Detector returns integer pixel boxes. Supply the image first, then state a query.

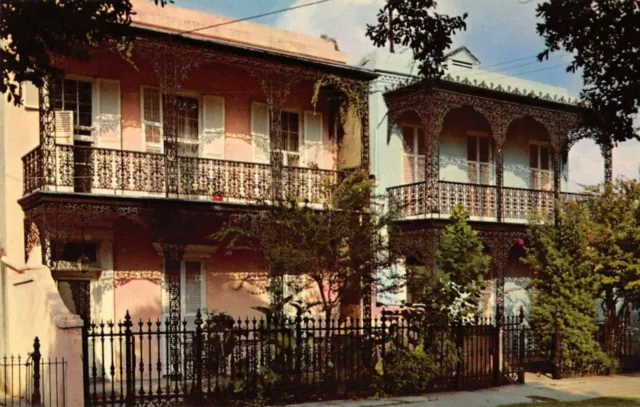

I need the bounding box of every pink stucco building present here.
[0,0,375,342]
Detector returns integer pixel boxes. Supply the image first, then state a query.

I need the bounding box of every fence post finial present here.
[32,337,42,406]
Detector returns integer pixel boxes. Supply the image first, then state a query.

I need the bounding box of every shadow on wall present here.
[1,255,84,406]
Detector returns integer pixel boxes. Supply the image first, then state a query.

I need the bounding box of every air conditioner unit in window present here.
[54,110,74,145]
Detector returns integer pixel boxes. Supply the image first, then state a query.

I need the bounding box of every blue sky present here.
[170,0,639,189]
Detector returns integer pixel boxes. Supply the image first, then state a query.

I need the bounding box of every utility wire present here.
[177,0,333,36]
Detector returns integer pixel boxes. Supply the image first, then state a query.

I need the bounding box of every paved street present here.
[288,373,640,407]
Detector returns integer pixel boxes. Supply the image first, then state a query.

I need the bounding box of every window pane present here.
[479,137,490,163]
[417,128,426,155]
[145,125,161,144]
[281,111,299,153]
[467,135,477,161]
[176,96,199,145]
[144,89,160,122]
[402,126,414,154]
[529,144,539,168]
[540,146,550,170]
[63,80,76,108]
[78,81,92,104]
[288,132,299,152]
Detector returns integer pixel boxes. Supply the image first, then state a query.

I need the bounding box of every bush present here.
[382,346,435,395]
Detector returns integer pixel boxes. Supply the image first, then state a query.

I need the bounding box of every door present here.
[529,143,552,212]
[467,133,492,216]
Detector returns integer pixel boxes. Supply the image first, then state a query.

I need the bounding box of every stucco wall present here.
[56,51,338,169]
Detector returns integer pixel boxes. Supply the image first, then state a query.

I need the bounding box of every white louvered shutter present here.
[303,111,323,167]
[251,102,270,164]
[96,80,121,147]
[202,95,225,159]
[54,111,74,145]
[22,82,39,109]
[183,261,204,328]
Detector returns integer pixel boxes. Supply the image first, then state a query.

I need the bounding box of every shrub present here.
[382,346,435,395]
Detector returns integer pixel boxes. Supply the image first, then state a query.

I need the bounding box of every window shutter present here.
[202,95,225,159]
[184,261,204,327]
[22,82,39,110]
[251,102,270,164]
[54,111,74,145]
[303,111,323,167]
[96,80,121,147]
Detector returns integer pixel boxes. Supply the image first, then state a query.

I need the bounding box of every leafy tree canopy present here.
[523,200,614,376]
[408,205,490,325]
[366,0,467,79]
[1,0,170,104]
[215,169,406,319]
[536,0,640,146]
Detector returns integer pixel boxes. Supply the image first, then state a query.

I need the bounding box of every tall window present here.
[281,111,300,166]
[467,133,492,184]
[529,143,551,190]
[53,78,93,136]
[402,125,426,183]
[176,96,199,157]
[143,87,163,153]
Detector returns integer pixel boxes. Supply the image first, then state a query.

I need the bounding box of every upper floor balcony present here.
[380,77,589,224]
[23,143,342,205]
[388,180,589,222]
[19,29,374,209]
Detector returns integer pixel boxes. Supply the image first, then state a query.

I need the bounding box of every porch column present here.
[420,99,447,214]
[494,140,506,222]
[601,141,613,184]
[551,145,562,201]
[360,94,371,171]
[39,76,57,187]
[163,93,179,196]
[163,243,185,378]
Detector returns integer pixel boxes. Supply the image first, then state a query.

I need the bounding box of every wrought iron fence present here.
[388,181,591,221]
[22,144,341,205]
[518,315,640,378]
[595,316,640,372]
[83,310,526,406]
[1,338,66,407]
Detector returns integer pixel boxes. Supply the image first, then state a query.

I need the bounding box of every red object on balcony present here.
[211,194,224,202]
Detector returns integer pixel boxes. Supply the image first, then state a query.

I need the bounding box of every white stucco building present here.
[362,47,586,319]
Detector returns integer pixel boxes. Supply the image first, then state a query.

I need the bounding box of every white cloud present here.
[569,139,640,191]
[276,0,386,64]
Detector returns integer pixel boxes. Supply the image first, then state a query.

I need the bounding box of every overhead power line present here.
[177,0,333,36]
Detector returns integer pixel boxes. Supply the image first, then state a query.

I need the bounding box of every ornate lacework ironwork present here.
[23,144,342,204]
[479,230,526,324]
[388,181,589,221]
[385,86,582,221]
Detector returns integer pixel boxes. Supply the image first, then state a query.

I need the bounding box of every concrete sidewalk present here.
[287,373,640,407]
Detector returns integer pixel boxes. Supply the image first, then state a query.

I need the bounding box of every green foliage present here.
[381,345,435,395]
[409,205,490,325]
[536,1,640,146]
[215,169,405,318]
[524,200,614,376]
[587,180,640,317]
[366,0,467,80]
[1,0,170,104]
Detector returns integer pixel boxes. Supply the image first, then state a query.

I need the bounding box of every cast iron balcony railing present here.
[22,144,342,205]
[388,180,591,222]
